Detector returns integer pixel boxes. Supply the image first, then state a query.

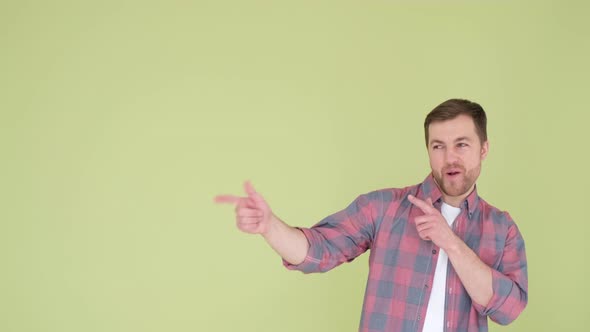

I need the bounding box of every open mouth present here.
[445,170,461,177]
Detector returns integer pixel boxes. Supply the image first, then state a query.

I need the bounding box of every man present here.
[215,99,528,331]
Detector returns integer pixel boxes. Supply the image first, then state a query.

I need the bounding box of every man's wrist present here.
[261,214,281,239]
[444,234,463,255]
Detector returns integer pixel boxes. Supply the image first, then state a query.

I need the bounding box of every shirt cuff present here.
[472,268,505,315]
[281,227,323,273]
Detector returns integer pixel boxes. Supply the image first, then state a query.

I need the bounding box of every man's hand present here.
[215,181,274,235]
[215,181,309,265]
[408,194,459,251]
[408,194,495,308]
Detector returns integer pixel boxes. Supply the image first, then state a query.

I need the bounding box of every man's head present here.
[424,99,489,204]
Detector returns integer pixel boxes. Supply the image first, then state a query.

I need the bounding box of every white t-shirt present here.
[422,202,461,332]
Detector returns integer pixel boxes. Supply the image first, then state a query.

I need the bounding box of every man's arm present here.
[215,181,309,265]
[217,182,380,273]
[262,215,309,265]
[445,238,493,307]
[408,195,528,324]
[460,222,528,325]
[441,227,528,325]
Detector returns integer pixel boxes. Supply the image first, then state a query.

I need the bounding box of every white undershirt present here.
[422,202,461,332]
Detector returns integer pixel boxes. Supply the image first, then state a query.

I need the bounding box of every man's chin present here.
[442,183,469,197]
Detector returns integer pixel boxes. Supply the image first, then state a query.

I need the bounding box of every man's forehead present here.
[428,115,478,141]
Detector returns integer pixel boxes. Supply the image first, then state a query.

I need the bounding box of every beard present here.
[433,163,480,197]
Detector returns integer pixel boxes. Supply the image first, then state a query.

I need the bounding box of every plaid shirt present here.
[284,174,528,331]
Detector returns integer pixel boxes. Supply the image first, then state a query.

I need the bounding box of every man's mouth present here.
[445,169,462,177]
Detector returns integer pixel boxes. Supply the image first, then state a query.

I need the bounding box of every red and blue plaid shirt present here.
[284,174,528,331]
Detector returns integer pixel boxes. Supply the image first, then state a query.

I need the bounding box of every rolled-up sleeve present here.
[473,221,528,325]
[283,192,382,273]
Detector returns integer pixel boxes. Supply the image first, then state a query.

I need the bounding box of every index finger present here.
[214,195,241,204]
[408,194,435,214]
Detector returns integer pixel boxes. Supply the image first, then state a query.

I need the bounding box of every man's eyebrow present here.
[429,139,445,145]
[429,137,473,146]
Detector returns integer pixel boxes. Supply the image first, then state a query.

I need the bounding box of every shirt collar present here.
[420,173,480,218]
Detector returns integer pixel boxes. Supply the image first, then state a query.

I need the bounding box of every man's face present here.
[427,114,489,199]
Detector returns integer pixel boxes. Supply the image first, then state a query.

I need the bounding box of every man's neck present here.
[441,184,475,208]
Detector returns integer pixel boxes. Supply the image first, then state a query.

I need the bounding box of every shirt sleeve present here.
[472,217,528,325]
[283,192,382,273]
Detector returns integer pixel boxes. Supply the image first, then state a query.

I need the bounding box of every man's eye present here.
[433,145,442,150]
[458,143,468,148]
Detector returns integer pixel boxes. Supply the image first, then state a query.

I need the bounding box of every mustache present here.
[442,163,466,172]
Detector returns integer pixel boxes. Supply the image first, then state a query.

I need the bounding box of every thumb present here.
[244,181,267,206]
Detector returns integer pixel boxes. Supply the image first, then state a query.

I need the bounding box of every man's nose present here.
[444,148,460,164]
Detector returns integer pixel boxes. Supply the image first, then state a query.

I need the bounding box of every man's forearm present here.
[445,237,493,308]
[262,215,310,265]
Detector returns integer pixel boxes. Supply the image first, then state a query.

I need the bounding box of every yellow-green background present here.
[1,1,588,331]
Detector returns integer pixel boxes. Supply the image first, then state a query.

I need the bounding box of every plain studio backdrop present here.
[1,1,588,331]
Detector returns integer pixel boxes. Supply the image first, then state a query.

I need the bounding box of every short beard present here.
[433,164,479,198]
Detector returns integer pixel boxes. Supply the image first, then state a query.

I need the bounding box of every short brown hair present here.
[424,98,487,146]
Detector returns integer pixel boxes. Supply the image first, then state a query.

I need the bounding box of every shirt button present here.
[425,284,429,288]
[417,315,421,321]
[449,288,453,293]
[447,322,450,327]
[432,249,437,254]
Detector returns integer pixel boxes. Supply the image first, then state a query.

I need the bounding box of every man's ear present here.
[481,140,489,160]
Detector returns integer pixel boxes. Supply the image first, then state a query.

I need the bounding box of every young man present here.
[216,99,528,331]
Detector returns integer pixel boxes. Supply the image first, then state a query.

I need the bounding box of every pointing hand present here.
[408,194,458,250]
[215,181,274,235]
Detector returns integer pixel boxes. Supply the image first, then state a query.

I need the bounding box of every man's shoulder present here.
[477,196,517,226]
[361,182,421,203]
